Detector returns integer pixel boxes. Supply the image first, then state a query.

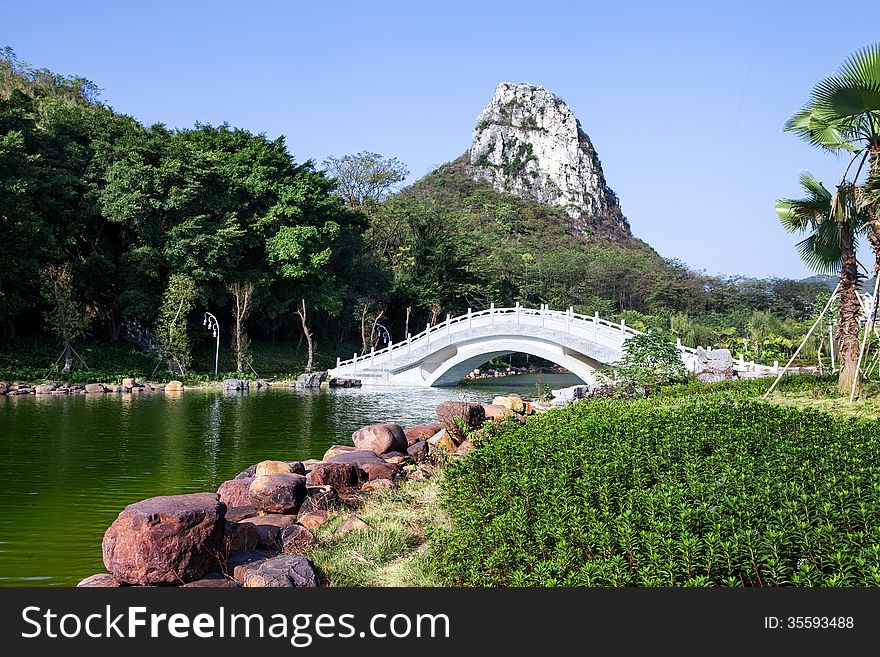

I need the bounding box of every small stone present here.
[77,573,122,588]
[362,478,394,492]
[333,514,369,537]
[298,510,329,530]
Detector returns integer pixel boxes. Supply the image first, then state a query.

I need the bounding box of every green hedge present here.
[433,395,880,586]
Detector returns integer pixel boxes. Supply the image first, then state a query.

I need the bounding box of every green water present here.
[0,373,579,586]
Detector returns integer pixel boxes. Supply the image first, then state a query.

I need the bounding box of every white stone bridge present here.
[329,305,776,387]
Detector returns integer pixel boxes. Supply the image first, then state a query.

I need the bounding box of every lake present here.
[0,373,579,586]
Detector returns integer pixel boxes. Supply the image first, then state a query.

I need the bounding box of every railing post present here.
[515,302,520,324]
[446,314,451,337]
[593,311,599,341]
[490,303,495,326]
[676,337,681,348]
[336,357,340,368]
[468,308,472,328]
[407,333,412,353]
[541,304,545,327]
[620,319,626,338]
[566,307,571,333]
[773,360,779,374]
[353,353,358,375]
[371,347,375,361]
[426,323,431,344]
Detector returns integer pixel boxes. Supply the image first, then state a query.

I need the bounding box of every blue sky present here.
[5,0,880,279]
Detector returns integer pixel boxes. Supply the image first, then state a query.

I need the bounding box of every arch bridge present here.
[329,305,775,387]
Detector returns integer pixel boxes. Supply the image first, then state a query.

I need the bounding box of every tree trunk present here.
[296,299,314,373]
[360,300,370,354]
[837,229,861,396]
[62,342,72,375]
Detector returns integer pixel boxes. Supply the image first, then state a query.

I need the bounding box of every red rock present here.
[483,404,513,421]
[309,462,365,489]
[239,514,298,550]
[327,450,385,468]
[299,488,340,514]
[225,505,258,523]
[85,383,107,394]
[217,477,254,508]
[101,492,226,585]
[361,461,400,481]
[407,441,429,463]
[333,514,369,537]
[248,474,306,514]
[323,445,356,461]
[224,521,260,552]
[280,525,315,554]
[298,510,329,530]
[435,402,486,438]
[351,423,407,456]
[382,452,411,465]
[236,555,318,588]
[404,422,443,446]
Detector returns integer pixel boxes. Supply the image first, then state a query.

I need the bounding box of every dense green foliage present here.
[434,387,880,586]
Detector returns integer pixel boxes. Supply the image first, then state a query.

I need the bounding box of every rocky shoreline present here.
[77,394,542,588]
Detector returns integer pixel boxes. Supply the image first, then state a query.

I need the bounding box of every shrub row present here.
[433,394,880,586]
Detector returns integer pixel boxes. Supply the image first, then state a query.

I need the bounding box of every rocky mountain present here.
[465,82,629,236]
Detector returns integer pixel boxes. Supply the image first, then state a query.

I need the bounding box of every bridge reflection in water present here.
[330,305,775,387]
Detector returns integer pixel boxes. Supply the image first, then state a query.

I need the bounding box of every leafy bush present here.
[433,395,880,586]
[611,332,686,389]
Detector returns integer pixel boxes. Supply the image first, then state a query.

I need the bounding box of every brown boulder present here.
[248,474,306,514]
[404,422,443,446]
[483,404,513,421]
[165,380,184,392]
[351,423,407,456]
[435,402,486,438]
[280,525,316,554]
[407,441,429,463]
[327,450,385,468]
[224,521,260,552]
[455,440,477,456]
[217,477,254,508]
[323,444,357,461]
[299,487,340,514]
[85,383,107,394]
[240,514,298,550]
[309,462,365,490]
[492,395,525,413]
[225,505,258,523]
[361,461,400,481]
[255,460,296,476]
[428,429,458,453]
[101,492,226,585]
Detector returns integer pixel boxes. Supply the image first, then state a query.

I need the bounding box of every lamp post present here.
[203,312,220,379]
[375,322,391,346]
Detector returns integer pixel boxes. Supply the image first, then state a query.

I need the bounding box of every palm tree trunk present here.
[837,229,861,395]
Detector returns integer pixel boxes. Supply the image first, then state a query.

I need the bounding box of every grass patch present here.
[308,478,448,587]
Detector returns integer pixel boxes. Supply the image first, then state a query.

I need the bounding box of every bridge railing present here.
[332,304,774,374]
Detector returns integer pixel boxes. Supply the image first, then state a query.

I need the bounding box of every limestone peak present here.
[466,82,629,236]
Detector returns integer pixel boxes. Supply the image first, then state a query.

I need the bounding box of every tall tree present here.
[42,264,90,374]
[777,174,866,394]
[785,44,880,271]
[323,152,408,209]
[228,281,254,375]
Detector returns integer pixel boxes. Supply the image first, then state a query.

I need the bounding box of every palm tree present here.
[777,174,866,394]
[785,44,880,269]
